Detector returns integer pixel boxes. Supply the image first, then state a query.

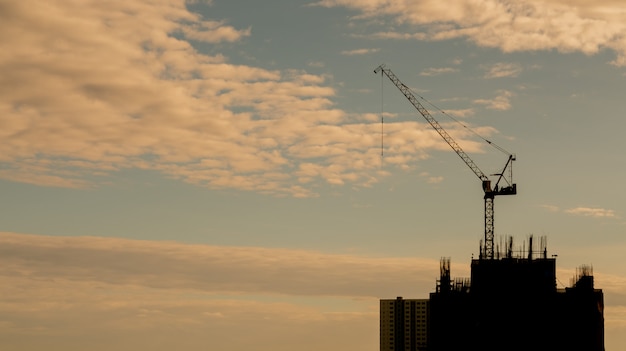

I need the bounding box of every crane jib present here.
[375,65,516,260]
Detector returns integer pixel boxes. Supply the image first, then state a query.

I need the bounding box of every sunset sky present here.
[2,0,626,350]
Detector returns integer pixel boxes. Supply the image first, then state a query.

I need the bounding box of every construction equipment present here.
[374,64,516,260]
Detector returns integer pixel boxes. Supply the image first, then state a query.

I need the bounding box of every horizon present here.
[2,0,626,350]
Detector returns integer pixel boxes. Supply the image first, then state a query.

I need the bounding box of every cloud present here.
[443,108,474,118]
[426,175,444,184]
[418,171,444,184]
[315,0,626,66]
[473,90,514,110]
[483,62,523,79]
[179,21,251,43]
[565,207,617,218]
[0,231,434,350]
[419,67,459,76]
[340,48,381,55]
[0,0,488,197]
[540,204,618,218]
[0,232,439,298]
[367,31,427,40]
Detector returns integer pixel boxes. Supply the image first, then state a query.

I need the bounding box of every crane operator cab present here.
[484,180,517,196]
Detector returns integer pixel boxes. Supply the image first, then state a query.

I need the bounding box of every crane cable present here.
[378,70,513,162]
[380,69,384,161]
[411,89,513,157]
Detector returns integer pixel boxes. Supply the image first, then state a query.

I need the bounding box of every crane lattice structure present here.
[374,64,516,260]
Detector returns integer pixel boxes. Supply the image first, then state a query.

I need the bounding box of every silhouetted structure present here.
[380,297,429,351]
[380,236,604,351]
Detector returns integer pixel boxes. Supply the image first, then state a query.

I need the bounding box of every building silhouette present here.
[380,236,604,351]
[380,298,429,351]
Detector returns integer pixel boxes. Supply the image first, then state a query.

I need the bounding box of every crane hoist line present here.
[374,64,517,260]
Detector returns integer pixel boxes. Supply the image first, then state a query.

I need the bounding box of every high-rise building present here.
[381,236,604,351]
[380,297,429,351]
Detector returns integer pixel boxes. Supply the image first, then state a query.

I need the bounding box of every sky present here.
[2,0,626,350]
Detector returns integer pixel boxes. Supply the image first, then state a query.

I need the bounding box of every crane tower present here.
[374,64,516,260]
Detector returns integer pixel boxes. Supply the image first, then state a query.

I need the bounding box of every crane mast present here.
[374,64,516,260]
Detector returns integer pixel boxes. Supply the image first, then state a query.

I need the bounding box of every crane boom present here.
[375,64,516,260]
[374,65,489,182]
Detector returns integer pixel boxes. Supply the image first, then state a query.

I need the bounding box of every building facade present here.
[380,297,429,351]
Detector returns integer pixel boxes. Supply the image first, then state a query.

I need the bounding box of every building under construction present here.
[375,66,604,350]
[380,236,605,351]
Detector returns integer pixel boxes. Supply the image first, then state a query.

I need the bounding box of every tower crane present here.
[374,64,516,260]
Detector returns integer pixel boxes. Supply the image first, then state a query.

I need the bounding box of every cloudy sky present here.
[2,0,626,349]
